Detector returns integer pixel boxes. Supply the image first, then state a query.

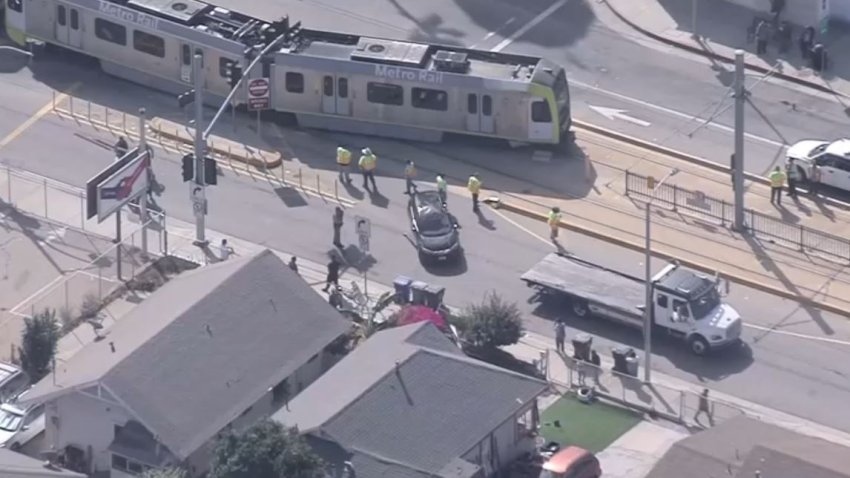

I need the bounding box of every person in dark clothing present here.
[799,26,815,59]
[777,22,792,54]
[288,256,299,274]
[755,20,770,54]
[694,388,715,426]
[322,257,341,292]
[554,320,566,353]
[811,43,827,72]
[332,206,344,248]
[114,136,128,158]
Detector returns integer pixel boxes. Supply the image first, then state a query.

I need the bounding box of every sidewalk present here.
[602,0,850,96]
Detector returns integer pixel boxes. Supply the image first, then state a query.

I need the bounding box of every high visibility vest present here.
[436,176,447,192]
[468,176,481,194]
[359,154,377,171]
[769,170,786,187]
[548,211,562,227]
[405,163,416,178]
[336,147,351,165]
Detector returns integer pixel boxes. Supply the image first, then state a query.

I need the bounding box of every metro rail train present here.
[3,0,573,145]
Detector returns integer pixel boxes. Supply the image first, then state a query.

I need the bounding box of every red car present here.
[540,446,601,478]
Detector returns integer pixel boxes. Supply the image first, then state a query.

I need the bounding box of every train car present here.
[7,0,572,145]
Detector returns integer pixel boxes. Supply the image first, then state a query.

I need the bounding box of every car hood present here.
[419,231,457,251]
[704,304,740,330]
[786,140,828,161]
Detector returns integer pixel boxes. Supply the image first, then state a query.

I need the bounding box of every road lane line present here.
[470,17,516,49]
[490,0,569,52]
[0,84,80,150]
[571,79,786,149]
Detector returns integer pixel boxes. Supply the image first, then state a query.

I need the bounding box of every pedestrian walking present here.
[810,163,822,197]
[436,173,448,205]
[555,320,566,353]
[786,160,801,198]
[219,239,234,261]
[336,146,352,184]
[755,20,770,54]
[548,207,562,242]
[114,136,129,158]
[769,166,786,205]
[322,256,341,292]
[799,25,815,58]
[694,388,715,426]
[404,159,417,195]
[468,173,481,213]
[332,206,344,248]
[289,256,299,273]
[359,147,378,191]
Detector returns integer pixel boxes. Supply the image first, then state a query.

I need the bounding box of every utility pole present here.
[643,169,678,383]
[138,107,148,256]
[733,50,746,231]
[691,0,699,38]
[192,53,208,246]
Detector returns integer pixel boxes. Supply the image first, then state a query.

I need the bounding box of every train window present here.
[70,9,79,30]
[8,0,23,13]
[467,94,477,114]
[323,76,333,97]
[412,87,448,111]
[531,100,552,123]
[367,82,403,106]
[95,18,127,46]
[338,78,348,99]
[285,72,304,93]
[482,95,492,116]
[182,45,191,66]
[133,30,165,58]
[57,5,67,26]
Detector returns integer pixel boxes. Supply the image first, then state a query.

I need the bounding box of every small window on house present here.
[656,295,668,308]
[111,454,128,471]
[531,100,551,123]
[367,82,404,106]
[8,0,24,13]
[133,30,165,58]
[467,94,477,114]
[272,379,289,403]
[285,72,304,93]
[412,87,448,111]
[127,461,143,474]
[57,5,67,26]
[95,18,127,45]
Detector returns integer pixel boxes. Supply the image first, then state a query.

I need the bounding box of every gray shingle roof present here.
[25,249,350,460]
[737,445,848,478]
[648,416,850,478]
[0,449,86,478]
[274,322,547,477]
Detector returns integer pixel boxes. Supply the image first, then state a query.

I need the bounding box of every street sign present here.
[355,216,371,253]
[93,149,150,223]
[247,78,270,111]
[191,185,206,218]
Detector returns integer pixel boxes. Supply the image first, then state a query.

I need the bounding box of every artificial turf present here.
[539,394,642,453]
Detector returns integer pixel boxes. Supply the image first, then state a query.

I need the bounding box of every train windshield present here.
[553,70,570,129]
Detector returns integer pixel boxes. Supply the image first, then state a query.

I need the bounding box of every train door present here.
[321,75,351,116]
[55,4,68,44]
[68,8,82,49]
[5,0,28,47]
[466,93,494,134]
[528,98,553,142]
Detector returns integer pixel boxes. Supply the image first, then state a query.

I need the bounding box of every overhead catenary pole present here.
[192,53,207,245]
[691,0,699,38]
[733,50,746,231]
[138,107,148,256]
[643,169,678,383]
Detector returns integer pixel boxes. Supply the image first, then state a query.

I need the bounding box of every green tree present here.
[141,468,187,478]
[209,420,324,478]
[18,309,60,382]
[456,292,523,349]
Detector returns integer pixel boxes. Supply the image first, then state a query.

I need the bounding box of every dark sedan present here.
[408,190,461,263]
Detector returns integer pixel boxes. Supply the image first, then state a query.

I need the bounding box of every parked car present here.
[786,138,850,191]
[539,446,601,478]
[0,362,26,402]
[407,190,462,263]
[0,391,45,451]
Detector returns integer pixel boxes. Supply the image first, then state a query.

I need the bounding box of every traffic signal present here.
[204,157,218,185]
[178,89,196,108]
[226,62,243,90]
[182,154,194,182]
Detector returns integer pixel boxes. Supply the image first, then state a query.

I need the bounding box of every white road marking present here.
[470,17,516,49]
[490,0,569,52]
[572,79,787,149]
[38,226,67,246]
[588,105,651,127]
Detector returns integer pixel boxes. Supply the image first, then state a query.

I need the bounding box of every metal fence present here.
[625,170,850,262]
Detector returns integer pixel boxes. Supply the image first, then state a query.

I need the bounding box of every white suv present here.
[786,139,850,191]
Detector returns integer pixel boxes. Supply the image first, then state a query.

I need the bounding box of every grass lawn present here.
[540,394,642,453]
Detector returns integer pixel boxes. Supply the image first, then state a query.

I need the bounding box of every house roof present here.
[274,322,547,478]
[0,449,86,478]
[737,445,848,478]
[25,249,350,460]
[647,416,850,478]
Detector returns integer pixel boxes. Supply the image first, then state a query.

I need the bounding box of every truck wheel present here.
[572,299,589,318]
[688,335,709,356]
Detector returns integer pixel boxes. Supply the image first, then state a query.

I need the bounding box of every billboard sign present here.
[86,147,144,220]
[95,149,150,222]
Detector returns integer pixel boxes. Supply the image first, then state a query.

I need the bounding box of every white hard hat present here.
[362,148,372,155]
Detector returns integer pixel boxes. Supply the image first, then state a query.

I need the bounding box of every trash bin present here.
[410,281,429,305]
[612,346,635,375]
[422,284,445,309]
[393,276,413,304]
[625,355,640,377]
[572,334,592,362]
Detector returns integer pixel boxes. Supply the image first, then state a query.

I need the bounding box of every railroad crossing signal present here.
[225,62,243,90]
[181,154,218,185]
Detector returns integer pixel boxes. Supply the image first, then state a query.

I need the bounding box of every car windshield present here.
[419,212,453,236]
[0,408,23,432]
[689,287,720,319]
[809,144,829,157]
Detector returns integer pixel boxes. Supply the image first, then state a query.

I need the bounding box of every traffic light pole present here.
[138,107,149,256]
[732,50,746,231]
[192,53,207,246]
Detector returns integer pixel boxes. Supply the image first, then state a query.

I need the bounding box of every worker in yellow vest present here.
[359,148,378,191]
[336,146,352,184]
[768,165,786,206]
[467,173,481,212]
[404,160,417,195]
[548,206,562,241]
[436,173,448,206]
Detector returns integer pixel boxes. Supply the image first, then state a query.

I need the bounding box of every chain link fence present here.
[625,170,850,262]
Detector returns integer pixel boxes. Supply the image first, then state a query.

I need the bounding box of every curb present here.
[149,120,283,170]
[599,0,846,98]
[572,120,850,212]
[488,198,850,318]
